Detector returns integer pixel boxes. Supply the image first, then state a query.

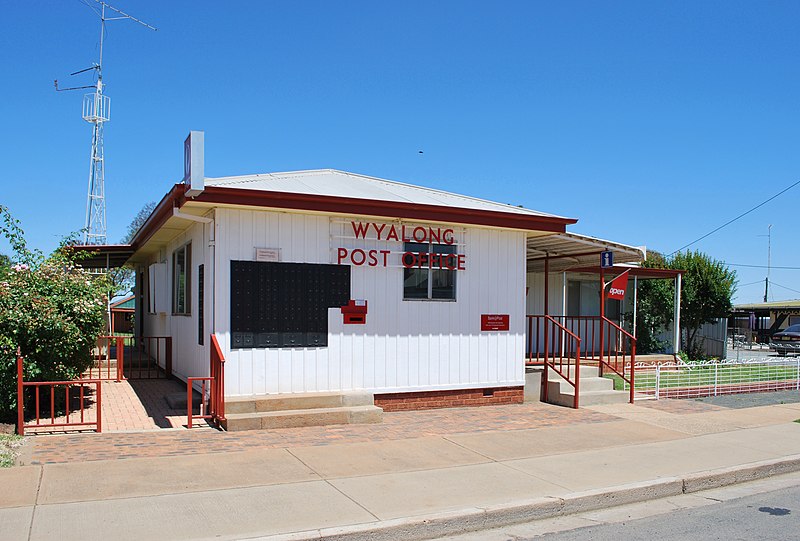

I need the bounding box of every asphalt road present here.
[532,484,800,541]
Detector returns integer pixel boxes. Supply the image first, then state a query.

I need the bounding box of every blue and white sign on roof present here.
[600,250,614,268]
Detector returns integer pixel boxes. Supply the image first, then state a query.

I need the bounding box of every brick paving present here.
[25,401,618,464]
[25,378,190,435]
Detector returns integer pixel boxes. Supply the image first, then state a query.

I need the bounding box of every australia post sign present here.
[334,220,466,270]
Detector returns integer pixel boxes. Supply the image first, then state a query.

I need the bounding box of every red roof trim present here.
[129,183,187,249]
[192,186,577,232]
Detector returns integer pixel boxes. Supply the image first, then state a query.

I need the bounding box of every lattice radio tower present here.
[55,1,156,245]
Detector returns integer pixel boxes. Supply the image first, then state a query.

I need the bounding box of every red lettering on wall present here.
[443,229,454,244]
[351,249,366,266]
[387,225,399,241]
[351,221,370,239]
[337,247,348,264]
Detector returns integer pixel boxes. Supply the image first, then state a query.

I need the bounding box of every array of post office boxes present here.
[230,261,351,349]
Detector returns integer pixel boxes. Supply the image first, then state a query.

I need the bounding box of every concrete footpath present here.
[2,401,800,541]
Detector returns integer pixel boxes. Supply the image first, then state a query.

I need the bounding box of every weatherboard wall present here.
[140,218,212,383]
[213,207,527,397]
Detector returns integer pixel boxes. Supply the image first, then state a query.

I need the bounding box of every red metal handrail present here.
[599,317,636,404]
[122,336,173,379]
[187,377,214,429]
[188,334,226,429]
[81,335,125,381]
[210,334,226,425]
[528,315,582,409]
[17,350,102,435]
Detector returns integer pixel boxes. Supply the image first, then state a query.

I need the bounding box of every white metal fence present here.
[622,358,800,400]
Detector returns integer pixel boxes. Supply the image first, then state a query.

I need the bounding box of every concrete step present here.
[222,405,383,431]
[547,376,615,393]
[549,388,630,408]
[226,391,374,414]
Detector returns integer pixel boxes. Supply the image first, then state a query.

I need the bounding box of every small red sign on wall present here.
[481,314,509,331]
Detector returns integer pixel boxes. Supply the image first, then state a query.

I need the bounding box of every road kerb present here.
[682,453,800,493]
[251,455,800,541]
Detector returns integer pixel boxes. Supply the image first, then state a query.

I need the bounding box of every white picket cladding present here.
[213,208,526,396]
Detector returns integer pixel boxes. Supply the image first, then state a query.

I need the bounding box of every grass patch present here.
[603,373,625,391]
[0,434,23,467]
[604,365,799,392]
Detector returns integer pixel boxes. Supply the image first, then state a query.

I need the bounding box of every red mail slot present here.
[481,314,509,331]
[341,299,368,325]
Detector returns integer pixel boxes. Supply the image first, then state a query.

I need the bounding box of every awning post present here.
[674,274,682,355]
[632,275,638,338]
[544,255,549,317]
[599,266,605,373]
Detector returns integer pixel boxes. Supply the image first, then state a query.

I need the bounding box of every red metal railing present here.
[82,336,125,381]
[122,336,172,379]
[527,315,636,405]
[533,316,582,409]
[17,349,102,435]
[528,316,632,363]
[598,317,636,404]
[187,334,226,429]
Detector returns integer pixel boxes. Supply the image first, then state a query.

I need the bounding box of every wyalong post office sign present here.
[331,219,466,270]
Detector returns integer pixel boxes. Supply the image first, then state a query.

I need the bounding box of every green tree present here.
[628,252,674,354]
[122,202,156,244]
[107,201,156,295]
[0,206,109,421]
[672,250,737,359]
[628,250,736,359]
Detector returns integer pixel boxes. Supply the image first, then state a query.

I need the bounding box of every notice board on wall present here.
[230,260,351,349]
[481,314,510,331]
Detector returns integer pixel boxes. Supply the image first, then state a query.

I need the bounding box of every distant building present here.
[730,299,800,343]
[109,294,135,335]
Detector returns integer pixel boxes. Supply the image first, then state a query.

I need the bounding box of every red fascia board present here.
[129,183,187,249]
[192,186,577,232]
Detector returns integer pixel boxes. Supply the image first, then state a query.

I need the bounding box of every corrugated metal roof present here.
[110,295,135,310]
[734,299,800,311]
[526,231,646,273]
[205,169,567,219]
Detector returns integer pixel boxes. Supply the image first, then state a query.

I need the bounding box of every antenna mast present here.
[55,1,156,245]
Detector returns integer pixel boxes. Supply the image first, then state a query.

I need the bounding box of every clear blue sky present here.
[1,1,798,303]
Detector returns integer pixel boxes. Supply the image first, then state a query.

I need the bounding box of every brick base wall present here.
[374,387,524,412]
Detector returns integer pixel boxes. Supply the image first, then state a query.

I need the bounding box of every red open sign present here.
[481,314,509,331]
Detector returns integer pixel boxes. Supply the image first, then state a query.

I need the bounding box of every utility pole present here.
[762,224,772,302]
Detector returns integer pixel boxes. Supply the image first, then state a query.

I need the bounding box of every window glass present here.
[431,243,456,299]
[172,243,191,315]
[403,241,456,300]
[403,242,429,299]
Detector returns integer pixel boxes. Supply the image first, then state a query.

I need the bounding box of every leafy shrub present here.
[0,207,109,421]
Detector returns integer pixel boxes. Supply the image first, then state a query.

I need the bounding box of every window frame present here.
[402,241,457,302]
[172,242,192,316]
